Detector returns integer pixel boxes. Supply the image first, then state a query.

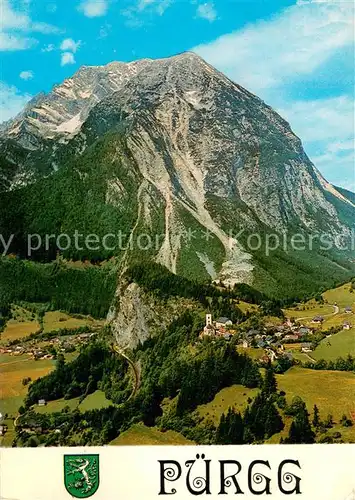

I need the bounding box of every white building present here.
[215,317,232,329]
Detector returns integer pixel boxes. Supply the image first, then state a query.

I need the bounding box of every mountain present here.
[1,52,354,298]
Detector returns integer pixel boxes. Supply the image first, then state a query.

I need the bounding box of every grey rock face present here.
[109,278,195,350]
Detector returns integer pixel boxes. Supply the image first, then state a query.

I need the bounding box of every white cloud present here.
[193,1,354,93]
[123,0,172,26]
[0,0,60,51]
[61,52,76,66]
[327,139,354,154]
[278,96,354,143]
[0,0,59,32]
[59,38,81,67]
[60,38,81,53]
[0,32,36,50]
[279,96,354,191]
[41,43,55,52]
[0,0,29,30]
[31,22,61,34]
[78,0,108,17]
[0,82,32,123]
[137,0,171,13]
[19,70,34,80]
[196,3,217,22]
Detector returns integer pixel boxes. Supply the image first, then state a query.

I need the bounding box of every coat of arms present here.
[64,454,100,498]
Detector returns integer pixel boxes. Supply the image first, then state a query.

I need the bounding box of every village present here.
[0,330,97,360]
[200,304,353,364]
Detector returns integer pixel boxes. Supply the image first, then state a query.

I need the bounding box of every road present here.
[113,345,140,400]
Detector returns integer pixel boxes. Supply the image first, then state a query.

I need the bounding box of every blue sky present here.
[0,0,354,191]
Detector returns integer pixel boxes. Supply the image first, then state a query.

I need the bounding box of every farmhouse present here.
[215,317,232,329]
[299,327,311,335]
[38,399,46,407]
[301,343,313,353]
[284,334,299,341]
[344,306,353,314]
[312,316,324,324]
[343,322,352,330]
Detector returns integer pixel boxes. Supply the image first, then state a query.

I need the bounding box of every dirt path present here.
[303,353,316,363]
[113,346,140,400]
[295,304,339,322]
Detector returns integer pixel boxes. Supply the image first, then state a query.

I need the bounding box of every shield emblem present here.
[64,454,100,498]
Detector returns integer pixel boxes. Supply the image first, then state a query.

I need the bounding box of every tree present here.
[27,436,40,447]
[285,399,315,444]
[264,402,284,438]
[18,406,26,415]
[216,413,227,444]
[216,408,245,445]
[340,415,353,427]
[56,353,65,371]
[227,409,244,444]
[262,367,277,397]
[312,405,320,428]
[276,395,287,409]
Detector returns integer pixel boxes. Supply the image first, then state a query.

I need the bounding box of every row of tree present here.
[304,355,355,372]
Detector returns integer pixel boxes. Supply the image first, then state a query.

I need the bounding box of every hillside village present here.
[200,303,353,364]
[0,331,97,360]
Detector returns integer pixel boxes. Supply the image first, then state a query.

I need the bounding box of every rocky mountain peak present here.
[1,56,153,148]
[0,53,354,290]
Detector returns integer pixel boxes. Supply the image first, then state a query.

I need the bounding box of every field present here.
[236,301,259,314]
[237,347,262,361]
[35,397,80,414]
[312,327,355,361]
[323,283,355,309]
[276,367,355,422]
[0,305,41,343]
[35,390,113,414]
[0,355,55,416]
[196,384,259,424]
[43,311,96,333]
[0,305,104,345]
[283,282,355,330]
[282,344,313,362]
[109,423,194,445]
[78,390,112,411]
[0,321,40,343]
[283,301,335,324]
